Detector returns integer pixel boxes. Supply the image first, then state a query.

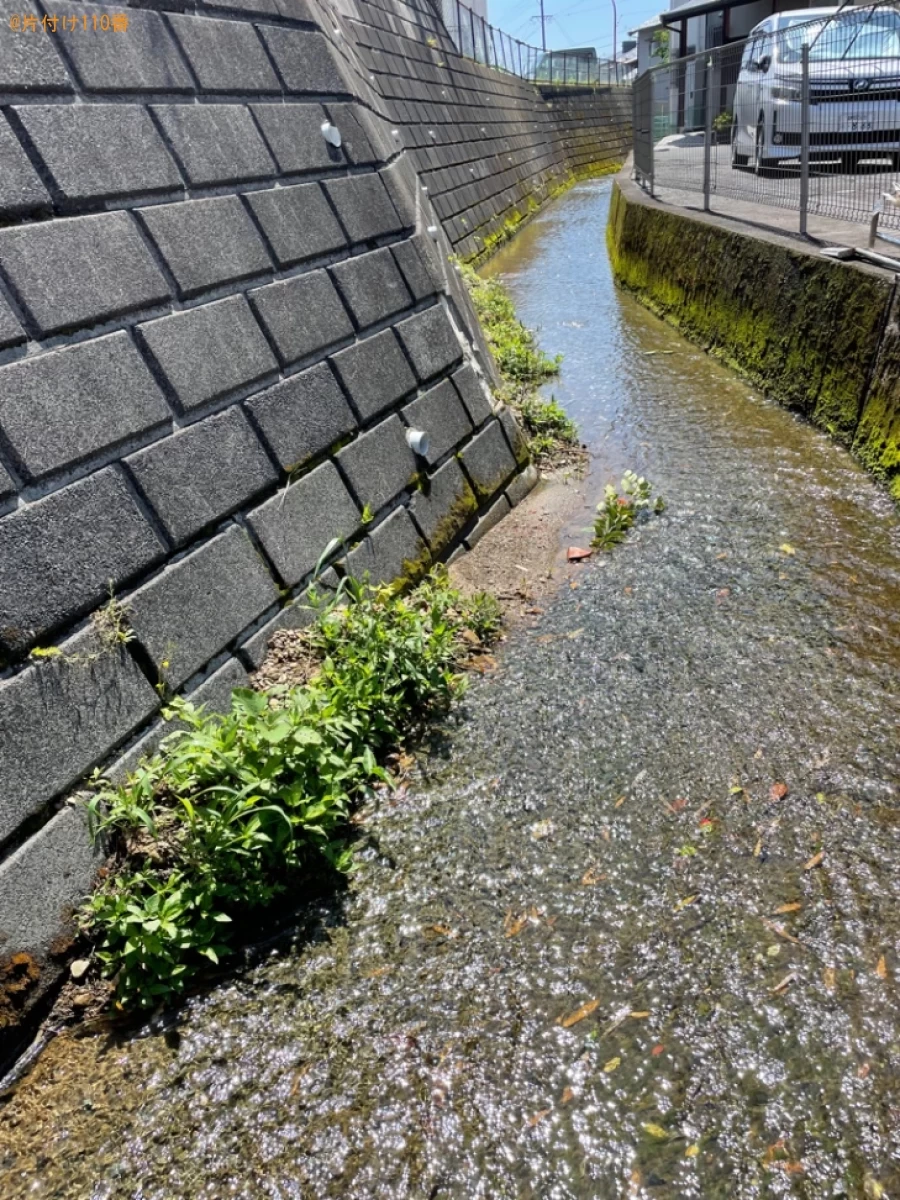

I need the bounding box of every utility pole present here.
[611,0,618,82]
[539,0,547,51]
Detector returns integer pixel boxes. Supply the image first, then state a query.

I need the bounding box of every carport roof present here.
[660,0,757,26]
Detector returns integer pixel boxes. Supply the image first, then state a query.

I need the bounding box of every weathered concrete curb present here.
[607,174,899,500]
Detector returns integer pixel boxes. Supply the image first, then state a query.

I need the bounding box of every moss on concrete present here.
[607,179,899,498]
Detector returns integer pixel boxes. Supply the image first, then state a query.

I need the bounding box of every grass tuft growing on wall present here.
[459,262,584,471]
[81,569,501,1012]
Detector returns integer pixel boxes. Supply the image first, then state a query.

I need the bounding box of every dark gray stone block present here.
[408,456,476,552]
[395,304,462,382]
[324,174,404,244]
[465,493,511,549]
[201,0,280,13]
[250,104,344,175]
[0,292,24,351]
[0,332,169,483]
[258,29,349,95]
[0,211,169,337]
[346,506,429,587]
[451,363,493,426]
[246,361,356,472]
[14,105,181,205]
[138,196,271,299]
[128,525,278,690]
[392,237,438,302]
[0,460,15,502]
[506,463,539,508]
[498,405,531,467]
[51,2,193,93]
[0,115,50,219]
[126,407,277,547]
[329,329,416,423]
[184,656,249,714]
[250,270,352,365]
[459,419,517,502]
[245,183,346,268]
[151,105,276,188]
[324,103,379,165]
[336,415,417,514]
[0,468,166,659]
[247,460,359,586]
[330,248,411,330]
[0,807,105,967]
[403,378,472,466]
[167,14,281,93]
[0,0,73,93]
[379,157,418,229]
[0,625,159,842]
[137,294,277,413]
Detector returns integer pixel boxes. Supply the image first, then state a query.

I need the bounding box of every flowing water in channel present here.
[4,179,900,1199]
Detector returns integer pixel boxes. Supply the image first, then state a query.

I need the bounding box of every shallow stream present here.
[3,179,900,1199]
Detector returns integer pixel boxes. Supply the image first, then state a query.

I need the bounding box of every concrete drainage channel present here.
[2,175,898,1199]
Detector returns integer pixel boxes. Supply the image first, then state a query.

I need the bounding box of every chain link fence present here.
[633,2,900,239]
[437,0,625,85]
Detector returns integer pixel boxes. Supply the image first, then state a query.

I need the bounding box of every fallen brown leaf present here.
[651,1044,665,1056]
[566,546,592,561]
[671,797,688,813]
[561,1086,575,1104]
[858,1063,871,1080]
[459,629,481,646]
[823,966,836,991]
[469,654,498,674]
[559,998,600,1028]
[581,866,605,886]
[803,850,824,871]
[770,971,798,994]
[762,917,802,945]
[528,1108,551,1126]
[773,902,802,915]
[753,838,763,857]
[876,955,888,979]
[630,1010,651,1019]
[504,914,528,938]
[603,1056,621,1073]
[614,795,626,808]
[364,965,392,979]
[770,782,789,801]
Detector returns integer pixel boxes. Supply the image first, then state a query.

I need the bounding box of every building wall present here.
[0,0,630,1051]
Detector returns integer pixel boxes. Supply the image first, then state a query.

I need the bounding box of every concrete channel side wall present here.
[0,0,631,1049]
[607,176,900,502]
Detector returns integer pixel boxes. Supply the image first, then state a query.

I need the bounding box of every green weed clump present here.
[592,470,665,551]
[459,263,582,470]
[82,569,496,1011]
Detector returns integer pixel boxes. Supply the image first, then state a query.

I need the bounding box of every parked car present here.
[731,5,900,172]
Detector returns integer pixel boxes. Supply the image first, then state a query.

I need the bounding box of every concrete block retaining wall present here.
[608,175,900,502]
[0,0,631,1049]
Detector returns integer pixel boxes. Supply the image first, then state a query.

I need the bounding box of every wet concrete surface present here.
[2,179,899,1198]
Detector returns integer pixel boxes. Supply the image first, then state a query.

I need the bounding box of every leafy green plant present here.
[93,583,135,648]
[81,567,496,1011]
[592,470,665,551]
[360,503,374,526]
[461,591,503,645]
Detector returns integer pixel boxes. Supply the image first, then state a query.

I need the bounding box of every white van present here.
[731,4,900,172]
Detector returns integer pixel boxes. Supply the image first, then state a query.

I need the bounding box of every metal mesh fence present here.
[633,2,900,237]
[437,0,626,85]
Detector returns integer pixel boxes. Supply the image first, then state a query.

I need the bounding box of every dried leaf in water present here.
[774,902,802,915]
[531,819,555,840]
[804,850,824,871]
[559,998,600,1028]
[772,1162,805,1175]
[651,1044,665,1056]
[615,796,626,808]
[675,895,698,911]
[581,867,605,886]
[561,1086,575,1104]
[858,1063,871,1080]
[770,971,798,994]
[671,797,688,812]
[729,786,745,796]
[767,944,781,958]
[470,654,498,674]
[566,547,592,561]
[504,914,528,938]
[762,918,801,946]
[685,1145,700,1158]
[876,955,888,979]
[364,965,392,979]
[770,782,789,801]
[823,966,836,991]
[566,628,584,640]
[779,543,796,556]
[630,1011,651,1019]
[753,838,763,857]
[603,1056,621,1073]
[643,1123,670,1140]
[528,1108,551,1126]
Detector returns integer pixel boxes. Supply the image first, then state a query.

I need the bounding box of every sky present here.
[483,0,667,58]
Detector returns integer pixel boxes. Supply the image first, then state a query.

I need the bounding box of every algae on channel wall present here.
[606,178,900,500]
